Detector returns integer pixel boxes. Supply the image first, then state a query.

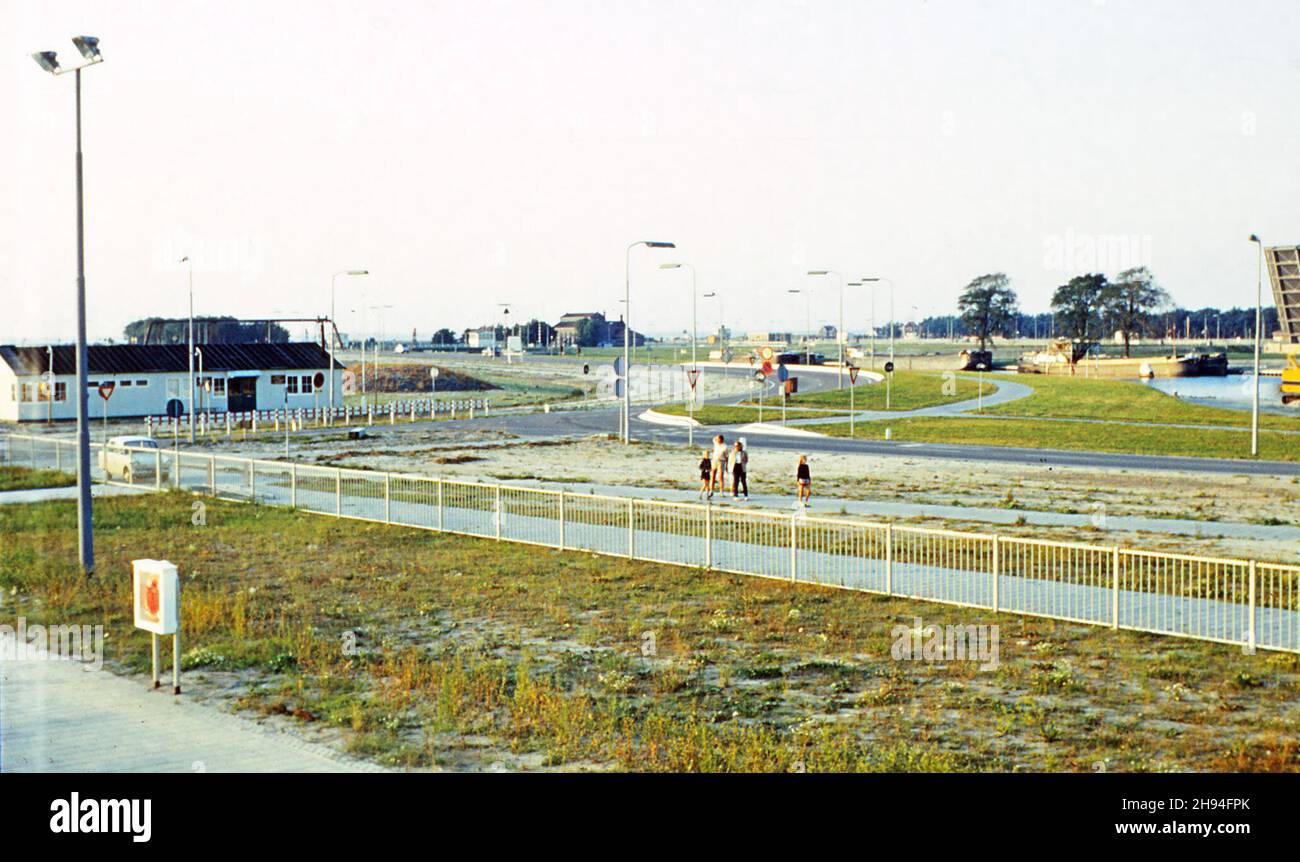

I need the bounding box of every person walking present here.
[795,454,811,508]
[698,448,713,499]
[711,434,728,493]
[731,439,748,500]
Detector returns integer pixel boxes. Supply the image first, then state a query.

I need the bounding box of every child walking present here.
[698,449,713,499]
[795,454,811,507]
[731,440,748,500]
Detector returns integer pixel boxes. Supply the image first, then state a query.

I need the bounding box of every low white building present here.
[0,343,343,422]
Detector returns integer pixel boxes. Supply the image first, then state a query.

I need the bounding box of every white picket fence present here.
[3,432,1296,655]
[142,398,491,436]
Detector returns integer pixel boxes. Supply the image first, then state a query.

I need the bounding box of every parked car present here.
[99,435,167,483]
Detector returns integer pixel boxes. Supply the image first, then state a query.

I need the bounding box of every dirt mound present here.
[346,364,499,393]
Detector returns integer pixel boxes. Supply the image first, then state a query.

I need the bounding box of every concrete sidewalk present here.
[0,634,379,772]
[0,484,147,505]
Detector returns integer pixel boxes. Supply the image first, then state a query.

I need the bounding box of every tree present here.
[957,273,1019,350]
[431,328,459,347]
[1051,274,1108,341]
[575,314,606,347]
[1102,267,1170,356]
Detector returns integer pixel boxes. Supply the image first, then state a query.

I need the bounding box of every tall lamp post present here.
[1249,235,1264,457]
[623,241,675,444]
[330,269,368,411]
[180,255,196,441]
[807,270,845,387]
[660,263,697,445]
[32,35,102,575]
[787,289,811,364]
[862,277,896,365]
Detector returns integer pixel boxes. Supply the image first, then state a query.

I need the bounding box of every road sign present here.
[429,367,439,379]
[754,371,766,382]
[687,368,701,390]
[721,349,733,364]
[884,361,895,374]
[748,354,755,366]
[760,346,774,361]
[776,363,789,382]
[613,356,625,376]
[165,398,184,419]
[761,360,773,376]
[97,381,115,400]
[133,559,179,635]
[313,372,326,389]
[849,366,859,384]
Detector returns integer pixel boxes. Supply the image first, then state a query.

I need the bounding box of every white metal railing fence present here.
[141,398,492,438]
[3,431,1296,654]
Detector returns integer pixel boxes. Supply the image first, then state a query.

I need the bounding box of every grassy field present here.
[987,374,1300,431]
[0,465,77,491]
[2,492,1296,772]
[817,415,1299,461]
[758,371,993,412]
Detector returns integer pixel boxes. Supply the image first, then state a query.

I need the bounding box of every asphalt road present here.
[279,362,1299,478]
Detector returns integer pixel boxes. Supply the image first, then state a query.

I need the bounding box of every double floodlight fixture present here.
[31,35,103,75]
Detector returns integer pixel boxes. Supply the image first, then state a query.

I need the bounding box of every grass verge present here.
[1,493,1297,771]
[0,465,77,491]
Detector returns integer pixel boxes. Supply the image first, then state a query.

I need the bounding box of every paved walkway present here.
[0,634,378,772]
[0,483,146,505]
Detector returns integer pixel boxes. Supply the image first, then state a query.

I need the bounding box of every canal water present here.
[1142,374,1294,416]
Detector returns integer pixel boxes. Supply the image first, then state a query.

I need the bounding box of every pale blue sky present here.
[3,0,1297,343]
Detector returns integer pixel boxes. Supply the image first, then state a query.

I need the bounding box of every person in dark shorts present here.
[796,454,811,507]
[731,440,748,499]
[698,449,713,499]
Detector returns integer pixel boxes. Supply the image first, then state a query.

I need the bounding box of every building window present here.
[135,379,148,387]
[300,375,313,394]
[54,382,67,402]
[271,374,285,385]
[21,383,34,402]
[120,380,133,387]
[286,376,299,394]
[211,378,226,397]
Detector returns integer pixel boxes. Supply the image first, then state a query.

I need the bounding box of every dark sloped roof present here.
[0,342,333,376]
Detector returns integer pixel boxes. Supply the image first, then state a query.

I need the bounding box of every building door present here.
[228,377,257,412]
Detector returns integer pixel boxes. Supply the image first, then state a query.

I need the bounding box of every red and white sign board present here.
[98,381,116,400]
[133,559,179,635]
[686,369,701,390]
[849,366,859,384]
[759,346,774,361]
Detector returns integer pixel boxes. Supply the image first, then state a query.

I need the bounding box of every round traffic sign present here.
[884,361,895,374]
[313,372,326,388]
[760,346,774,361]
[429,367,439,379]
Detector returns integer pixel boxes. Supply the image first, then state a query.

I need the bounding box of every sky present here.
[3,0,1297,344]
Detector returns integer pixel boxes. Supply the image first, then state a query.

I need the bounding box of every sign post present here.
[777,363,789,426]
[97,381,115,439]
[884,361,895,410]
[848,365,859,436]
[133,559,181,694]
[686,367,701,446]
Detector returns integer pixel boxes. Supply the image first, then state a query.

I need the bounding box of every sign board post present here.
[883,361,895,410]
[97,381,115,437]
[133,559,181,694]
[848,365,859,436]
[430,365,439,395]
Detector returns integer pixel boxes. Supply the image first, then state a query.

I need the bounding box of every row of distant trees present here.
[956,270,1278,356]
[124,316,290,344]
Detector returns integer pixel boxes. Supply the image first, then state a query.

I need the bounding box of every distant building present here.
[746,332,792,345]
[0,342,341,422]
[553,312,643,348]
[818,324,837,340]
[467,327,497,351]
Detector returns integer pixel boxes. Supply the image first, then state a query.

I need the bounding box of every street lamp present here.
[807,270,846,387]
[787,289,811,364]
[180,256,196,442]
[862,277,896,366]
[32,34,103,575]
[623,241,675,444]
[660,263,698,445]
[1249,235,1264,457]
[330,269,368,411]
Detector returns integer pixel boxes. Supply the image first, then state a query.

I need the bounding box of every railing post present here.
[1247,560,1257,654]
[885,523,893,596]
[335,468,342,516]
[627,498,635,557]
[248,459,255,502]
[56,440,62,472]
[1111,546,1120,630]
[790,515,798,581]
[991,535,1000,613]
[705,503,712,570]
[290,463,298,508]
[437,478,444,531]
[209,455,216,495]
[495,485,503,538]
[558,491,566,550]
[174,449,181,489]
[155,450,162,491]
[384,472,392,524]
